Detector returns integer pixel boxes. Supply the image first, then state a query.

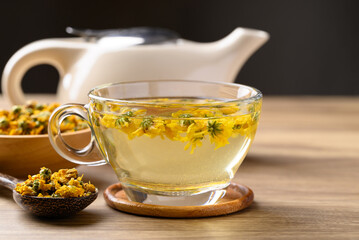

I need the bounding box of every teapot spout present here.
[210,27,269,82]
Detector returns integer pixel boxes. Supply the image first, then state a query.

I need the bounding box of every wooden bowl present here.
[0,129,91,178]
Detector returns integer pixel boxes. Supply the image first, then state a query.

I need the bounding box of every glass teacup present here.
[48,80,262,206]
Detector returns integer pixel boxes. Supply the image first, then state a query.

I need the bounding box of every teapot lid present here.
[66,27,180,45]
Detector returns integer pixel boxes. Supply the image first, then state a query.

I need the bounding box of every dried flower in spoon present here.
[15,167,96,198]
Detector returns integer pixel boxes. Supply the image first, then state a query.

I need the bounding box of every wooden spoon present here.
[0,173,98,217]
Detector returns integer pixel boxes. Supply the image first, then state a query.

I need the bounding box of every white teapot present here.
[1,27,269,104]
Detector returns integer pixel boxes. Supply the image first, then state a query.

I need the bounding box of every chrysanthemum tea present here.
[90,98,261,195]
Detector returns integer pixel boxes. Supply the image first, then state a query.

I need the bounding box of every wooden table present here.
[0,96,358,239]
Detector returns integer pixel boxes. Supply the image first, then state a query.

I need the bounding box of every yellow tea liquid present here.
[91,98,260,195]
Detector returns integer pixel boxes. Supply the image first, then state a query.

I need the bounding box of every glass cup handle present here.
[48,103,107,166]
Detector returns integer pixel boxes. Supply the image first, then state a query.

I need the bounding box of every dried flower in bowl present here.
[0,101,87,135]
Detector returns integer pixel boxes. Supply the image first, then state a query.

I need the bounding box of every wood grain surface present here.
[0,95,359,239]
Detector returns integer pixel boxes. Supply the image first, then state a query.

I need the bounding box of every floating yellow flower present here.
[93,98,261,153]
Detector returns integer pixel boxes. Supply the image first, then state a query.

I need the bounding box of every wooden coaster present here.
[103,183,254,218]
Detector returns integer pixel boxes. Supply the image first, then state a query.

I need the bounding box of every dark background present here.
[0,0,358,95]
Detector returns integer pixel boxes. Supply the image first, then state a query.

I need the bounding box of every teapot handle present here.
[1,39,88,105]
